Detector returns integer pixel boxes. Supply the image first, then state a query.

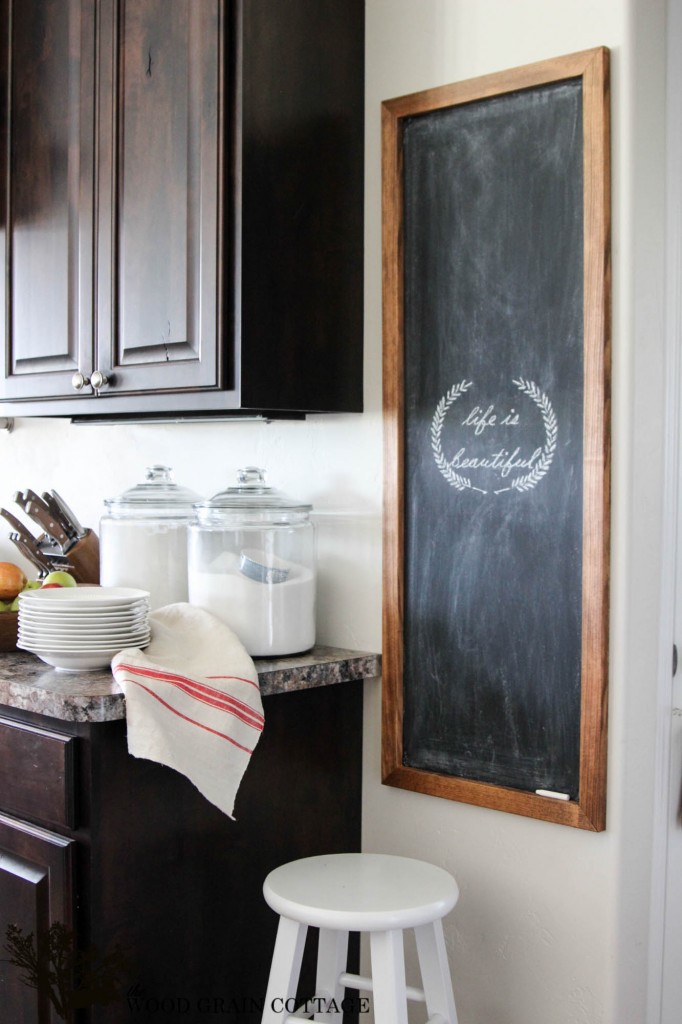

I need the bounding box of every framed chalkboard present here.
[381,49,610,830]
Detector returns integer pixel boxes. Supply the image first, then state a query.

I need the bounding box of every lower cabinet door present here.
[0,812,75,1024]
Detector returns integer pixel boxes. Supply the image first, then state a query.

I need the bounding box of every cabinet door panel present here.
[95,0,222,397]
[0,813,74,1024]
[0,0,95,402]
[0,718,76,831]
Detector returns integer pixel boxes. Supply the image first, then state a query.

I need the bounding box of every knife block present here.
[0,611,18,651]
[67,530,101,585]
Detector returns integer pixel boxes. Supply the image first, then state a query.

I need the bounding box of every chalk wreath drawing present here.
[430,380,481,493]
[430,378,557,495]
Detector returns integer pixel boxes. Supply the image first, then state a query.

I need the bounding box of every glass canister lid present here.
[104,465,201,518]
[195,467,312,520]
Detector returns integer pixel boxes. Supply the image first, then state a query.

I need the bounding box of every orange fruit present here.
[0,562,27,601]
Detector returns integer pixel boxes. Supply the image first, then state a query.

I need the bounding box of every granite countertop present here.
[0,646,381,723]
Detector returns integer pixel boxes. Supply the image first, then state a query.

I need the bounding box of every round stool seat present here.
[263,852,459,932]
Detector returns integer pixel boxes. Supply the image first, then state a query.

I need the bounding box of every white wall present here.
[361,2,667,1024]
[0,1,669,1021]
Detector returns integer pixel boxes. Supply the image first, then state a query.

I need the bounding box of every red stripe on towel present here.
[115,661,262,713]
[115,662,264,730]
[206,674,261,691]
[160,676,264,731]
[123,677,257,754]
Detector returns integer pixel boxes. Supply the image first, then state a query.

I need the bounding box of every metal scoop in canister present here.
[239,552,290,584]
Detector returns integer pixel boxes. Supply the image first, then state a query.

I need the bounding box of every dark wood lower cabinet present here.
[0,682,363,1023]
[0,815,75,1023]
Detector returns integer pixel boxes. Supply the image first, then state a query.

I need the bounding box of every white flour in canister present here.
[100,465,201,611]
[100,520,190,610]
[188,551,315,656]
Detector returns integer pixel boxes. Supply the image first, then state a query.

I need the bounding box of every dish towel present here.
[111,603,264,819]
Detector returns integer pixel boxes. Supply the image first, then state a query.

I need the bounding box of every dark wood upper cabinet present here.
[95,0,222,401]
[0,0,364,419]
[0,0,96,401]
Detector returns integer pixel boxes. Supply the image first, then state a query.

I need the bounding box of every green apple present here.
[41,571,78,589]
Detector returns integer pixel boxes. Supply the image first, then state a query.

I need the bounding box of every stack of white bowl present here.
[17,586,151,671]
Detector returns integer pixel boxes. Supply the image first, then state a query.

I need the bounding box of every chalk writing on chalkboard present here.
[431,378,558,495]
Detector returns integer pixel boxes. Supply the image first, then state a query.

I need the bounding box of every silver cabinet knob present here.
[72,371,90,391]
[91,370,110,390]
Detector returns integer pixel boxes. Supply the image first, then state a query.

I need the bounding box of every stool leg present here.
[314,928,349,1022]
[414,920,458,1024]
[369,928,409,1024]
[261,916,308,1023]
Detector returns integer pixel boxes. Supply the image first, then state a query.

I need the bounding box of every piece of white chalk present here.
[535,789,570,801]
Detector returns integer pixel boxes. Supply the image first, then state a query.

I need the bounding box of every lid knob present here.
[237,467,266,488]
[145,465,174,484]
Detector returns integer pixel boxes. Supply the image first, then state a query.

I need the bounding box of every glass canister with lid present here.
[187,467,316,656]
[100,465,201,609]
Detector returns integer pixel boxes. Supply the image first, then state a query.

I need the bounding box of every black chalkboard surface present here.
[403,79,584,796]
[381,49,610,829]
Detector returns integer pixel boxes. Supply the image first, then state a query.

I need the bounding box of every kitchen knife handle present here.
[0,506,36,543]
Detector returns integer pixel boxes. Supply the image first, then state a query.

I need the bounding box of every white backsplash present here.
[0,411,382,653]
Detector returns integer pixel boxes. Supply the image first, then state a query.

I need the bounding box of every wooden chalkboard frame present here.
[381,48,611,830]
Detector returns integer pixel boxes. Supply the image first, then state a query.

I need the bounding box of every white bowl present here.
[17,638,148,655]
[18,631,150,651]
[18,587,150,610]
[28,650,127,672]
[17,619,149,636]
[18,609,149,627]
[18,632,150,650]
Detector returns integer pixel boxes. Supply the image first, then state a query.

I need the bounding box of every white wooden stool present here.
[261,853,459,1024]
